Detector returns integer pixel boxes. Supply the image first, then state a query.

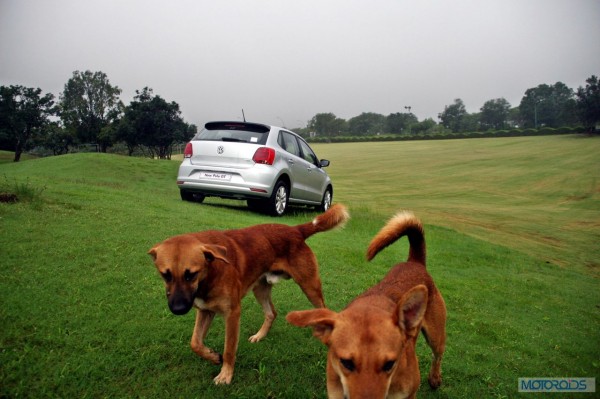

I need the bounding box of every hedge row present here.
[306,126,589,144]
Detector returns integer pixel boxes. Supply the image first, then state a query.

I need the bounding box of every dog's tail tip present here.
[302,203,350,238]
[366,210,425,264]
[330,203,351,227]
[313,203,350,227]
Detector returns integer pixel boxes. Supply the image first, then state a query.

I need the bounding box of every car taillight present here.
[252,147,276,165]
[183,142,193,158]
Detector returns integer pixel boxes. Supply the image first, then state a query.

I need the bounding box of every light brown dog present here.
[286,211,446,399]
[148,204,349,385]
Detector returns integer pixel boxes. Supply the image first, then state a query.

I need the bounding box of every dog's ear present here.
[148,245,159,261]
[397,285,428,338]
[286,309,337,344]
[200,244,230,264]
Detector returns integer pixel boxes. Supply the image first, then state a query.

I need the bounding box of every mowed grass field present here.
[1,134,599,398]
[310,135,600,275]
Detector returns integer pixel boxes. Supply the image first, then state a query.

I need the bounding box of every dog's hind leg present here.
[249,279,277,343]
[190,309,221,365]
[288,251,326,308]
[421,294,447,389]
[298,274,326,308]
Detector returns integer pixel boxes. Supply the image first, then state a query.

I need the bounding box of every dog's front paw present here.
[206,350,223,365]
[208,350,223,364]
[428,371,442,389]
[248,332,265,343]
[191,345,222,365]
[213,365,233,385]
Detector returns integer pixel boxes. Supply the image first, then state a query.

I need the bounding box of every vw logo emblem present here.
[217,146,224,154]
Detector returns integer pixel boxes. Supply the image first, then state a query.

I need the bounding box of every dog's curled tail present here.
[298,204,350,239]
[366,211,426,266]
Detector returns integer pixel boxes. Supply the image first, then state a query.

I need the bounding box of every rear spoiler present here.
[205,121,270,133]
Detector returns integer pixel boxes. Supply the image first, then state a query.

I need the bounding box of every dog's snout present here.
[169,300,192,315]
[168,288,195,315]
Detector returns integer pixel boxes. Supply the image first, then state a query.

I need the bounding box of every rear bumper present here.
[177,162,275,200]
[177,180,271,200]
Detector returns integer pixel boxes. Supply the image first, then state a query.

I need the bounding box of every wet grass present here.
[311,135,600,274]
[0,135,598,398]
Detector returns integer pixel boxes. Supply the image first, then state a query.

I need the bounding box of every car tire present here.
[318,188,332,212]
[180,190,205,203]
[267,180,288,216]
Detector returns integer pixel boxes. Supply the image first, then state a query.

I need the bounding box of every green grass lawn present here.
[0,135,598,398]
[0,151,37,164]
[311,135,600,275]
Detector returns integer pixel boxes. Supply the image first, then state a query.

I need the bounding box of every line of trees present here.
[1,72,598,162]
[0,70,196,162]
[296,75,599,138]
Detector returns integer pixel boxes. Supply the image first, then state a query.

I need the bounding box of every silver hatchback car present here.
[177,121,333,216]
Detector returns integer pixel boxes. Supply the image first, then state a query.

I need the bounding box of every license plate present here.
[199,172,232,181]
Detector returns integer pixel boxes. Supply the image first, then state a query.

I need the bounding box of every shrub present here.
[0,175,46,205]
[538,127,557,135]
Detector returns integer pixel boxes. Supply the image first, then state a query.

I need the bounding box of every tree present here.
[39,121,75,155]
[411,118,437,134]
[0,85,55,161]
[438,99,468,132]
[386,112,418,134]
[59,70,122,152]
[507,107,521,128]
[462,112,480,132]
[480,98,511,130]
[575,75,600,131]
[518,82,576,128]
[348,112,385,136]
[308,113,347,137]
[116,88,194,159]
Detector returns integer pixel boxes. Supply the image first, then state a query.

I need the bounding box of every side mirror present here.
[320,159,330,167]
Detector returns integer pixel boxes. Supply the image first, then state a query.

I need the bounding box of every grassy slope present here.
[0,135,598,398]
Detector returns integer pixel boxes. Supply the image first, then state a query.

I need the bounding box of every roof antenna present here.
[242,109,246,122]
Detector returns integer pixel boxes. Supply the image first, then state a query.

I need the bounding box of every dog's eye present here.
[382,360,396,372]
[184,270,198,282]
[161,270,172,283]
[340,358,355,372]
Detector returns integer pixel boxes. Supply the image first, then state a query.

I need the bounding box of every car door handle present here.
[288,158,295,164]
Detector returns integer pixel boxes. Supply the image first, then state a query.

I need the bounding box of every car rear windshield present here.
[193,122,269,145]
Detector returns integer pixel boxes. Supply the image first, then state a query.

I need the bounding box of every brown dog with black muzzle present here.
[286,211,446,399]
[148,204,349,385]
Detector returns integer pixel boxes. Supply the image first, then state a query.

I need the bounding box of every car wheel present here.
[318,188,332,212]
[268,180,288,216]
[180,190,205,203]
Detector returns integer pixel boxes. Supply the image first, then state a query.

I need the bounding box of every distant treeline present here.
[0,71,196,162]
[306,126,590,144]
[294,76,599,139]
[1,70,598,162]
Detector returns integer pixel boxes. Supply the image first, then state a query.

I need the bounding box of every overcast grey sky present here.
[1,0,599,128]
